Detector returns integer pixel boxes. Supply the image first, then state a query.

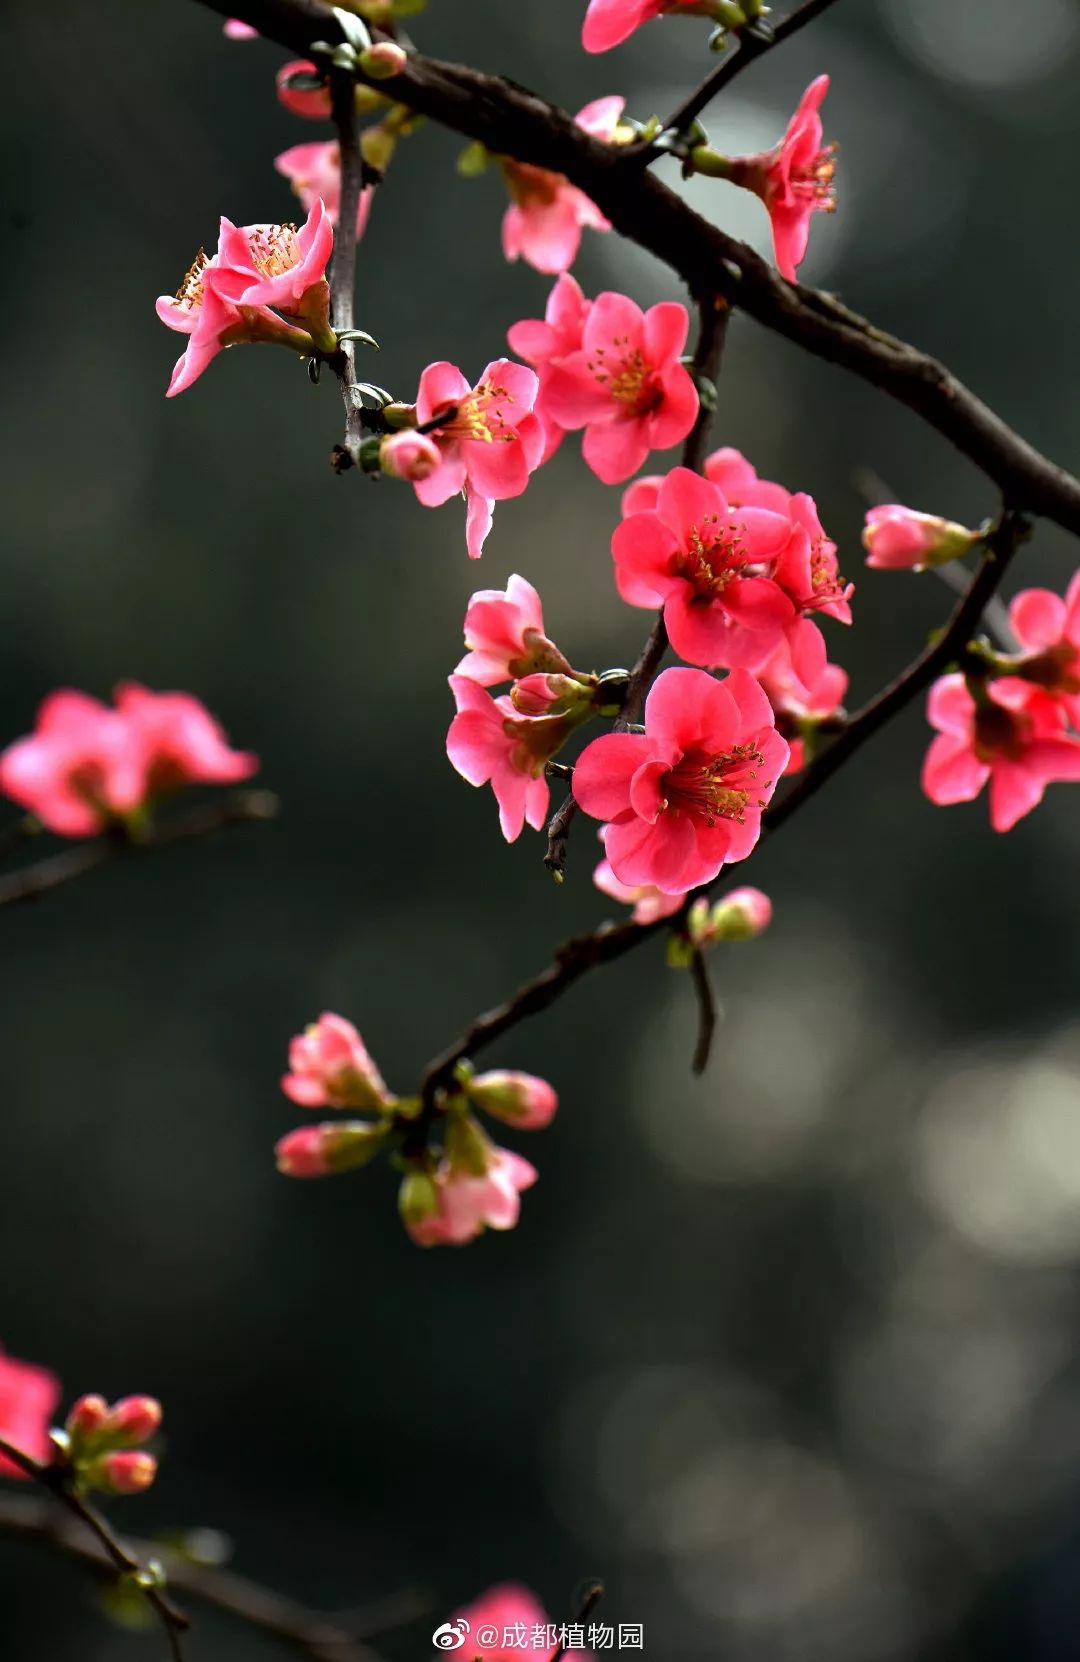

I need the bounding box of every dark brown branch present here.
[193,0,1080,539]
[0,1438,189,1661]
[0,789,279,910]
[688,948,719,1076]
[328,60,367,469]
[0,1493,410,1662]
[549,1582,605,1662]
[656,0,847,146]
[421,515,1025,1099]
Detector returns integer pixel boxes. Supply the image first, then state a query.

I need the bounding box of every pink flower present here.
[582,0,718,53]
[0,691,145,835]
[407,1151,537,1247]
[507,274,592,466]
[379,431,441,481]
[613,465,794,669]
[1007,573,1080,727]
[455,575,570,687]
[156,234,312,397]
[276,59,332,120]
[213,200,336,348]
[447,676,579,842]
[922,673,1080,832]
[274,142,373,239]
[758,618,848,721]
[541,292,698,484]
[863,505,979,571]
[0,1347,60,1479]
[113,683,257,796]
[465,1070,559,1130]
[728,76,836,282]
[223,18,258,38]
[282,1012,393,1111]
[437,1584,572,1660]
[413,360,543,559]
[573,665,788,894]
[594,847,685,924]
[500,98,625,275]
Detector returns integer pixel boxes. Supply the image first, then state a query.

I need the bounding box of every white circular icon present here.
[432,1618,471,1651]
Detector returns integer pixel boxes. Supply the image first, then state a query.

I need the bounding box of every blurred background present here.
[2,0,1080,1655]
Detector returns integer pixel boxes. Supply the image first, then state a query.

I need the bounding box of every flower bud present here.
[86,1451,158,1496]
[65,1394,110,1449]
[359,41,407,79]
[862,505,980,572]
[105,1397,162,1449]
[379,430,441,482]
[688,886,773,947]
[465,1069,558,1131]
[398,1167,440,1227]
[510,673,593,716]
[276,1121,389,1178]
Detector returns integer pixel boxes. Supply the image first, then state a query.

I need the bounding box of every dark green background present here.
[3,0,1080,1656]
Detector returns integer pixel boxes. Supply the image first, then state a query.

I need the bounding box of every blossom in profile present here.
[213,200,336,348]
[281,1013,394,1111]
[275,142,374,238]
[500,97,626,274]
[612,465,794,668]
[540,292,698,484]
[863,505,980,571]
[114,683,257,796]
[573,665,788,893]
[583,0,722,54]
[727,76,836,281]
[446,676,579,841]
[456,575,570,687]
[405,1150,537,1247]
[412,360,543,558]
[0,1347,60,1479]
[275,1121,390,1177]
[1006,573,1080,728]
[922,673,1080,831]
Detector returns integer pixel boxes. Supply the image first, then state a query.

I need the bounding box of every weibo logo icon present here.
[432,1617,471,1651]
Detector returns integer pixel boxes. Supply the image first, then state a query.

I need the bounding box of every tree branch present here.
[328,58,367,470]
[193,0,1080,536]
[0,789,280,911]
[688,947,719,1076]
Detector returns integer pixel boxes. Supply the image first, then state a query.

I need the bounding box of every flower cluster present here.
[0,1346,161,1497]
[0,685,257,837]
[275,1014,557,1247]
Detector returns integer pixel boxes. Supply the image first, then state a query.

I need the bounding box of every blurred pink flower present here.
[282,1013,393,1111]
[275,142,373,238]
[407,1150,537,1247]
[922,673,1080,831]
[500,97,625,274]
[0,1347,60,1479]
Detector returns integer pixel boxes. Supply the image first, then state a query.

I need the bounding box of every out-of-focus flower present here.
[274,142,374,238]
[922,673,1080,831]
[223,18,258,39]
[500,97,626,274]
[863,505,980,571]
[404,1150,537,1247]
[0,1347,60,1479]
[282,1013,394,1111]
[594,844,685,924]
[463,1070,558,1130]
[583,0,726,54]
[275,1121,390,1177]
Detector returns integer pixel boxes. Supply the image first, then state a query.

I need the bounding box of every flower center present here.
[973,703,1031,764]
[1018,642,1080,696]
[586,337,661,415]
[808,536,848,605]
[435,381,516,444]
[661,744,769,827]
[245,224,302,279]
[673,517,756,602]
[173,249,209,313]
[792,146,837,212]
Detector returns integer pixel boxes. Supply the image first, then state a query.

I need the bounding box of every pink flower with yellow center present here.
[922,673,1080,832]
[213,199,336,349]
[413,359,543,559]
[573,665,788,895]
[275,141,374,239]
[155,235,312,397]
[500,97,626,275]
[729,75,836,282]
[613,465,794,669]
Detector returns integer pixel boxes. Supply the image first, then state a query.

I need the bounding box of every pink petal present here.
[573,733,652,820]
[582,416,650,485]
[643,301,689,366]
[921,734,988,806]
[611,513,680,607]
[644,665,737,754]
[1009,588,1066,651]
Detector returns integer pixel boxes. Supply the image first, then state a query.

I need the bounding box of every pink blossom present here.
[223,18,258,38]
[156,234,311,397]
[413,360,543,559]
[922,673,1080,832]
[213,200,336,348]
[446,676,577,842]
[0,1347,60,1479]
[541,292,698,484]
[282,1012,393,1111]
[1007,573,1080,727]
[500,98,625,275]
[507,274,592,465]
[727,75,836,281]
[465,1070,559,1130]
[758,619,848,722]
[275,1121,388,1177]
[455,575,569,686]
[438,1584,571,1660]
[594,848,685,924]
[407,1151,538,1247]
[276,59,332,120]
[0,691,146,836]
[573,665,788,894]
[583,0,718,53]
[103,1396,162,1448]
[85,1451,157,1495]
[863,505,979,571]
[113,683,257,797]
[379,431,441,481]
[274,142,373,239]
[613,465,794,669]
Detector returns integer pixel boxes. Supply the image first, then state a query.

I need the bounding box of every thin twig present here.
[0,1493,412,1662]
[0,1437,189,1660]
[548,1582,605,1662]
[328,61,367,470]
[0,789,279,910]
[655,0,847,146]
[688,948,719,1075]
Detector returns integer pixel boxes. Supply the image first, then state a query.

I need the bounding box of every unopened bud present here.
[379,430,441,481]
[445,1110,493,1177]
[687,886,773,948]
[862,505,980,572]
[275,1121,389,1178]
[398,1167,439,1226]
[65,1395,110,1452]
[465,1069,558,1130]
[359,41,407,79]
[510,673,593,716]
[87,1451,158,1496]
[105,1397,162,1449]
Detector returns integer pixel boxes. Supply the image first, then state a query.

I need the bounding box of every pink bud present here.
[223,18,259,39]
[90,1451,158,1496]
[466,1069,559,1130]
[276,1125,332,1177]
[510,673,590,716]
[106,1396,162,1448]
[862,505,978,571]
[276,1120,388,1178]
[718,886,773,939]
[379,430,441,482]
[65,1394,110,1444]
[359,41,408,80]
[275,59,332,121]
